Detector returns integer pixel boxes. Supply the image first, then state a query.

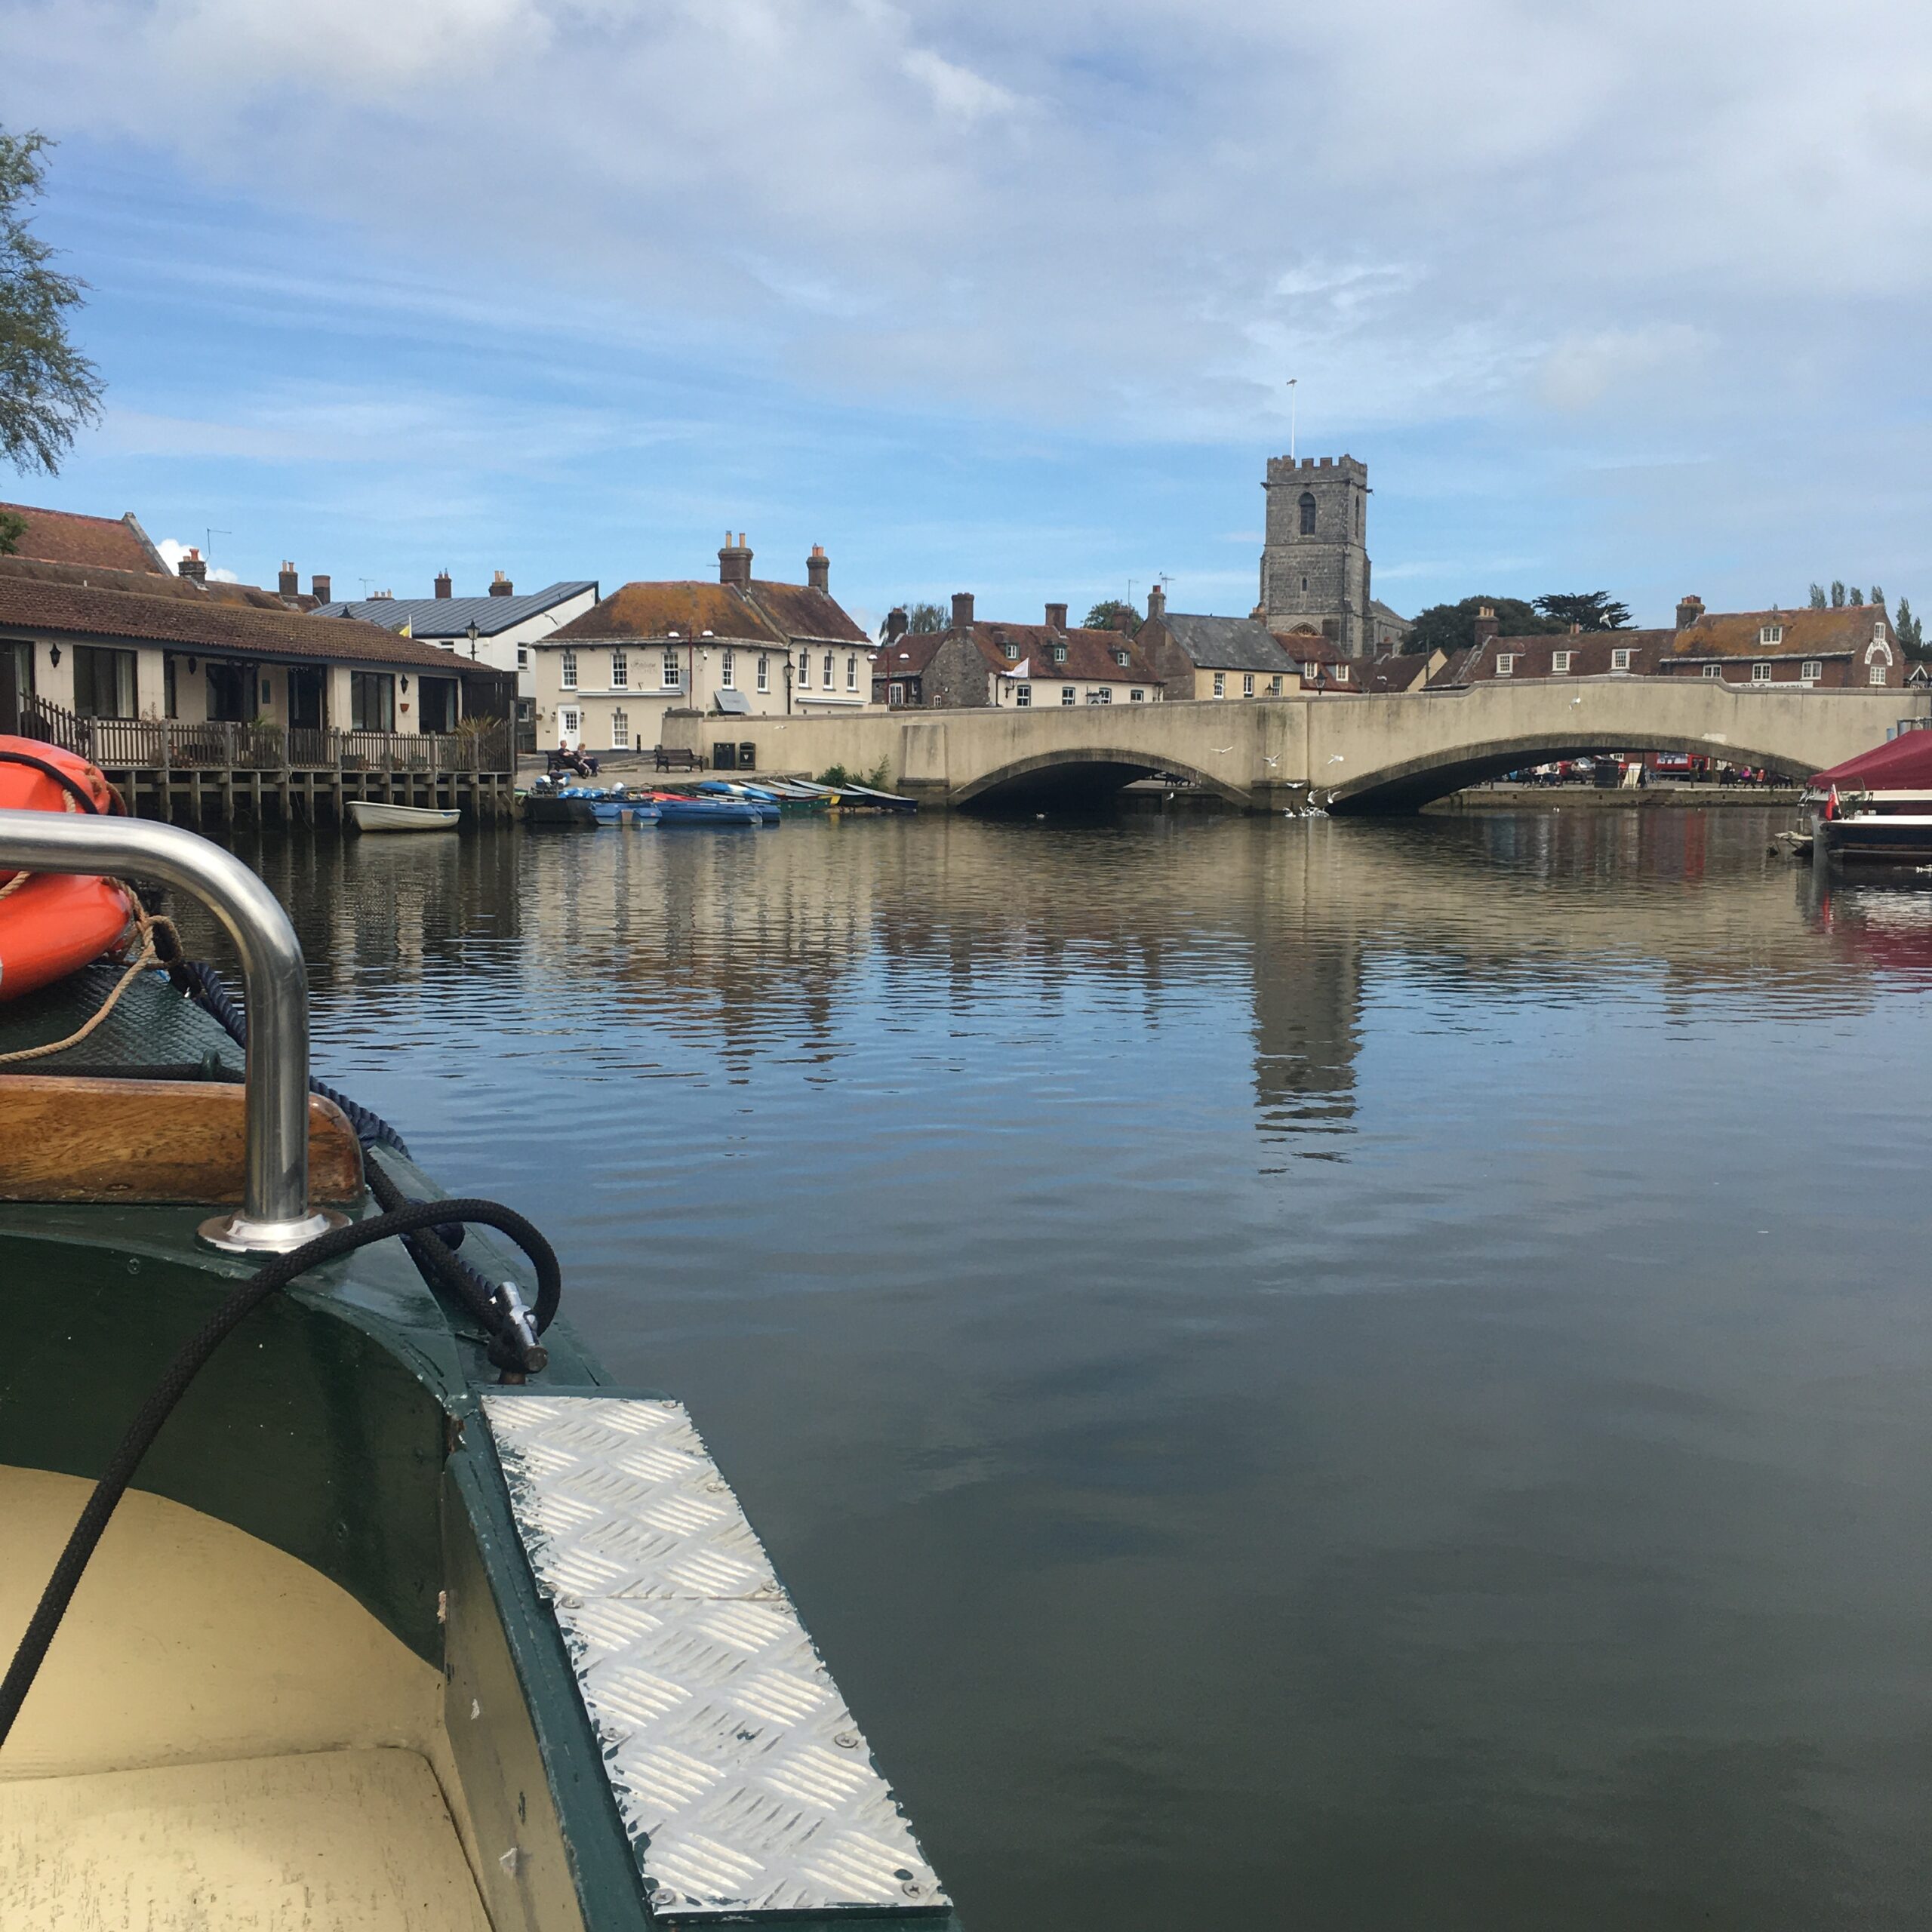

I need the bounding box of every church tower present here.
[1261,454,1371,656]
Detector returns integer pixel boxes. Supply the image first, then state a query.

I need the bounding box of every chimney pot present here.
[1472,604,1500,648]
[951,591,975,629]
[807,545,829,592]
[489,570,514,598]
[434,570,453,599]
[178,548,207,585]
[312,574,331,604]
[1045,601,1068,632]
[1569,621,1582,635]
[278,560,299,598]
[1675,593,1704,630]
[718,536,752,587]
[885,606,909,639]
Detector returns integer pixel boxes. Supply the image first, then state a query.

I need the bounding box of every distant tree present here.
[1404,595,1563,656]
[0,129,102,475]
[879,601,946,638]
[1895,597,1924,653]
[0,507,22,554]
[1084,598,1140,631]
[1831,580,1847,607]
[1808,583,1827,608]
[1849,586,1865,605]
[1871,585,1884,606]
[1533,591,1631,631]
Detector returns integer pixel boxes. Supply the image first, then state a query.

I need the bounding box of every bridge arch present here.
[952,746,1253,811]
[1322,728,1807,814]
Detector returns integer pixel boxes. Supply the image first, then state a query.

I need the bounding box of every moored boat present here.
[1804,729,1932,862]
[347,800,463,833]
[0,801,952,1927]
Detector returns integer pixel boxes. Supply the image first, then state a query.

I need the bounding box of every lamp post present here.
[466,620,480,660]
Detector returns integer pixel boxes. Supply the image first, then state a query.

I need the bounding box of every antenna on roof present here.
[1285,378,1297,460]
[205,527,230,565]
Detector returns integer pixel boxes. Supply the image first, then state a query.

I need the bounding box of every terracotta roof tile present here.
[741,580,868,644]
[0,574,488,669]
[0,554,292,611]
[0,501,165,574]
[967,622,1155,682]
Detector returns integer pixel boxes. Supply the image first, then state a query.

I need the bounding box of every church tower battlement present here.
[1261,453,1371,656]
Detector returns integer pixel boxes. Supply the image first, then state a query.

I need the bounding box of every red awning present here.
[1807,728,1932,791]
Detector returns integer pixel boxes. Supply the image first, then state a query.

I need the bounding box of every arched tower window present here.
[1299,492,1317,536]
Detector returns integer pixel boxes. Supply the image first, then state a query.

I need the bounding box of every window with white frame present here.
[1015,685,1031,707]
[1113,648,1130,667]
[1760,624,1783,645]
[797,651,810,687]
[1752,661,1772,683]
[1213,671,1226,697]
[1060,684,1075,706]
[1611,648,1633,672]
[1703,664,1722,678]
[661,650,680,690]
[1802,659,1823,681]
[1130,688,1145,702]
[720,648,734,689]
[822,651,833,687]
[1243,672,1255,697]
[517,644,528,670]
[611,707,629,749]
[1496,654,1516,676]
[1870,664,1887,685]
[756,654,769,693]
[846,654,857,691]
[1334,663,1349,681]
[610,650,627,688]
[1269,675,1282,695]
[1552,650,1572,674]
[560,648,577,690]
[1097,688,1112,703]
[1051,643,1067,663]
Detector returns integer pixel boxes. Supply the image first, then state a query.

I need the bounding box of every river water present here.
[223,807,1931,1930]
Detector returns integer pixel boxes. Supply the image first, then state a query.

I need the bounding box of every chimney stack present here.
[278,560,298,598]
[1675,593,1704,630]
[885,606,909,640]
[1045,601,1068,632]
[1472,604,1499,648]
[178,547,208,585]
[435,570,453,599]
[807,543,829,592]
[312,574,331,605]
[489,570,514,598]
[1146,583,1166,620]
[719,531,752,586]
[1569,621,1582,635]
[951,591,975,629]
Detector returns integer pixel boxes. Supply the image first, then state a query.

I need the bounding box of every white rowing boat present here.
[346,801,460,834]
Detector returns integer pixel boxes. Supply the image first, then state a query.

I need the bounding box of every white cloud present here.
[900,47,1024,122]
[155,536,239,582]
[1535,325,1712,414]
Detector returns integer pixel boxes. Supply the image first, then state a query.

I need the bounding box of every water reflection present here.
[184,808,1932,1932]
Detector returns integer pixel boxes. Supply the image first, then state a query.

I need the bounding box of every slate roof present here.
[1152,613,1296,675]
[0,574,491,669]
[1669,606,1894,660]
[0,501,165,574]
[1363,652,1429,693]
[315,582,597,637]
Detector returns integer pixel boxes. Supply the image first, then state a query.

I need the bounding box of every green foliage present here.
[817,763,855,786]
[1831,580,1846,607]
[0,507,23,554]
[879,601,946,638]
[0,128,103,475]
[1848,586,1865,605]
[866,759,892,789]
[1404,595,1562,656]
[1809,583,1827,609]
[1870,585,1884,607]
[1084,598,1140,631]
[1896,598,1924,654]
[1532,592,1631,631]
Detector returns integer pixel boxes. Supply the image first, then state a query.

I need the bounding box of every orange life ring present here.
[0,736,137,1001]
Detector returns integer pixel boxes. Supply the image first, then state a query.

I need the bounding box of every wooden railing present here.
[20,696,511,775]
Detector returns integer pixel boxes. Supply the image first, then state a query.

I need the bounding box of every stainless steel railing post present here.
[0,810,343,1252]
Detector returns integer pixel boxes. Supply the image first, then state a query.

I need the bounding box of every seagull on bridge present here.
[1263,755,1280,768]
[1327,753,1346,763]
[1213,746,1234,755]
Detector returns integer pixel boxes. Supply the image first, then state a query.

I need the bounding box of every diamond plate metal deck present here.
[481,1392,949,1921]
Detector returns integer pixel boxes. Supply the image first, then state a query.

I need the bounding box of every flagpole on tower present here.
[1286,378,1297,460]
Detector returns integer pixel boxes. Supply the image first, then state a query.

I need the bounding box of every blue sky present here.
[3,0,1929,635]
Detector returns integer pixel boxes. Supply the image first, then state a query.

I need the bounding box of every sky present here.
[2,0,1929,636]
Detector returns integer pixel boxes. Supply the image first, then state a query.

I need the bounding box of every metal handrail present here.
[0,810,338,1253]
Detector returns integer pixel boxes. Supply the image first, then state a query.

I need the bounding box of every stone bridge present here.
[664,681,1929,813]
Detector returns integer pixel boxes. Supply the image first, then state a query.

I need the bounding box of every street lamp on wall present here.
[48,644,60,668]
[466,620,480,660]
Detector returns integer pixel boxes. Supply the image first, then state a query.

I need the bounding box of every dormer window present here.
[1495,654,1516,677]
[1552,650,1573,674]
[1113,648,1130,667]
[1760,623,1783,646]
[1051,643,1067,663]
[1003,638,1019,659]
[1611,648,1633,672]
[1333,663,1349,681]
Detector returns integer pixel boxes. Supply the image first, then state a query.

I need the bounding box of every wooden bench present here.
[651,746,701,772]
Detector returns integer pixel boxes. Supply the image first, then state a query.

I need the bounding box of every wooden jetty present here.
[17,696,515,825]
